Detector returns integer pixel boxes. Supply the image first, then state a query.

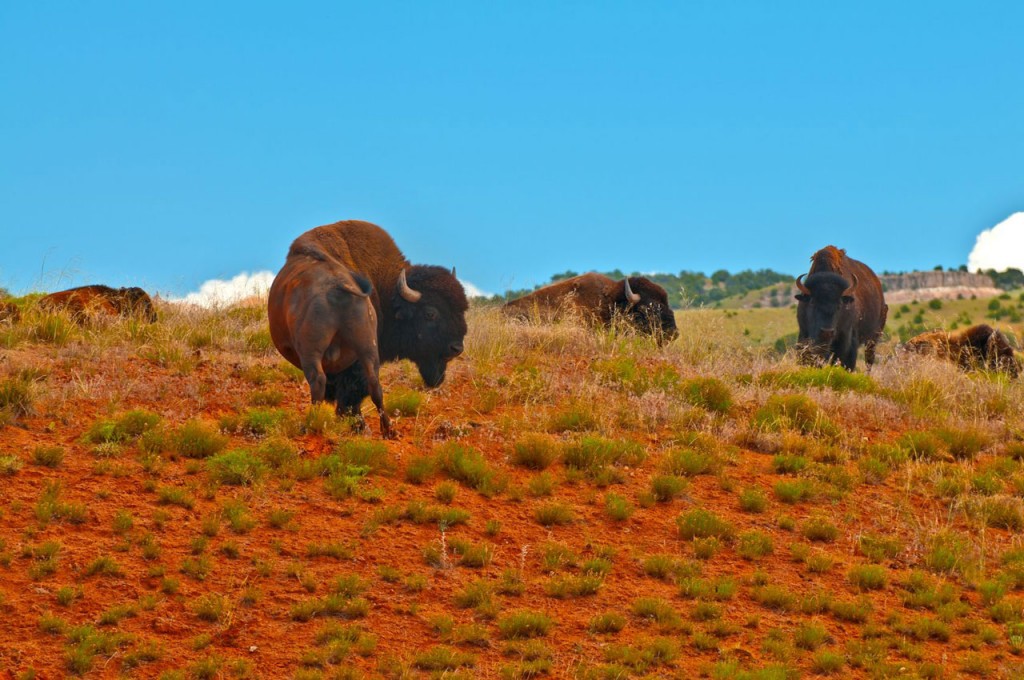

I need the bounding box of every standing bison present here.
[899,324,1019,377]
[502,272,678,342]
[794,246,887,371]
[268,220,468,437]
[38,285,158,323]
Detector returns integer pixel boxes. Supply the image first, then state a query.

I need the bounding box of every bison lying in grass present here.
[502,272,678,342]
[38,285,157,323]
[899,324,1019,378]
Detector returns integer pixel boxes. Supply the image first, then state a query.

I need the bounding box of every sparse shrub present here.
[650,474,687,502]
[32,445,64,467]
[936,427,989,460]
[604,493,635,521]
[535,502,574,526]
[0,373,34,419]
[384,388,424,416]
[206,450,267,485]
[739,487,767,513]
[405,454,436,484]
[801,516,839,542]
[191,594,226,622]
[663,447,720,477]
[774,479,813,504]
[0,453,23,475]
[433,481,457,504]
[547,405,598,433]
[173,420,228,459]
[435,441,503,495]
[498,610,553,639]
[848,564,888,591]
[631,598,681,629]
[589,612,626,633]
[412,646,476,671]
[682,377,733,413]
[736,531,773,560]
[676,508,733,540]
[754,394,837,437]
[511,434,561,470]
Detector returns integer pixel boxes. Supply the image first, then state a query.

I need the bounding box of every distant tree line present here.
[488,268,794,308]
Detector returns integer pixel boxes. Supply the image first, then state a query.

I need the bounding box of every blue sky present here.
[2,1,1022,297]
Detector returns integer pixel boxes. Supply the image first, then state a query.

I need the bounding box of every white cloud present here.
[173,271,492,306]
[968,212,1024,273]
[173,271,276,307]
[460,279,491,298]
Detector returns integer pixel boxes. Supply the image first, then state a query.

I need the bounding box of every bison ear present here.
[795,294,809,302]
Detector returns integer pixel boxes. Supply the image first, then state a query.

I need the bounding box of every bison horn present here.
[451,266,457,278]
[398,269,422,303]
[623,277,641,305]
[795,274,810,296]
[842,274,858,298]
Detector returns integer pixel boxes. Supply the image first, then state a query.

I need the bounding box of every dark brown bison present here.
[502,272,678,341]
[899,324,1019,377]
[0,301,20,324]
[38,285,158,323]
[794,246,887,370]
[268,220,468,436]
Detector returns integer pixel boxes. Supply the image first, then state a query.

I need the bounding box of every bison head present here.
[391,266,469,388]
[119,287,158,322]
[613,277,678,343]
[795,271,856,361]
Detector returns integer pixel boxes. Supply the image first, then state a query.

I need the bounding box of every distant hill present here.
[491,267,1024,310]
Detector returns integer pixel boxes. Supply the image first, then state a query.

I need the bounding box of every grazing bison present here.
[502,272,678,341]
[899,324,1019,377]
[268,220,469,436]
[794,246,887,370]
[38,285,158,323]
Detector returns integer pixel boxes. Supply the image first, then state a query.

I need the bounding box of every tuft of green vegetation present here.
[759,366,875,393]
[676,508,734,541]
[384,387,424,416]
[754,394,837,437]
[173,420,228,459]
[498,610,553,639]
[681,377,733,413]
[32,445,65,468]
[206,450,267,485]
[535,502,574,526]
[511,433,561,470]
[434,442,504,495]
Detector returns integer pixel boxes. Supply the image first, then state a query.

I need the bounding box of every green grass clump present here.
[535,502,574,526]
[85,555,122,577]
[332,439,393,474]
[0,453,23,475]
[449,539,494,568]
[498,610,553,639]
[511,434,561,470]
[753,394,837,436]
[774,479,813,504]
[801,516,839,542]
[650,474,687,502]
[563,436,646,482]
[32,445,65,468]
[760,366,875,393]
[547,405,598,433]
[84,410,161,444]
[412,646,476,671]
[206,450,267,485]
[405,454,436,484]
[0,373,34,418]
[191,594,227,622]
[676,508,734,541]
[631,598,681,629]
[857,534,903,563]
[736,531,773,560]
[681,377,733,413]
[384,387,424,416]
[738,487,768,513]
[173,420,228,459]
[434,442,504,495]
[935,427,990,460]
[589,612,626,633]
[662,447,720,477]
[848,564,888,591]
[603,493,635,522]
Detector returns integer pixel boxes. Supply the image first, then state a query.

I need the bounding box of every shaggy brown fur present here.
[901,324,1019,377]
[502,272,678,342]
[796,246,888,370]
[38,285,157,323]
[269,220,468,436]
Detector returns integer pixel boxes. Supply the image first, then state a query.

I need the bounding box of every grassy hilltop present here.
[1,300,1024,678]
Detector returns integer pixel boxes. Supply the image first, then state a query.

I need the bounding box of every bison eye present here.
[424,307,439,321]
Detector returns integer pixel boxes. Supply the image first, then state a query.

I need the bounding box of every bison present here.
[899,324,1019,377]
[794,246,887,371]
[38,285,158,323]
[502,272,678,341]
[268,220,468,436]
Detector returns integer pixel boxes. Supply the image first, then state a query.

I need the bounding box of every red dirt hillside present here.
[1,302,1024,679]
